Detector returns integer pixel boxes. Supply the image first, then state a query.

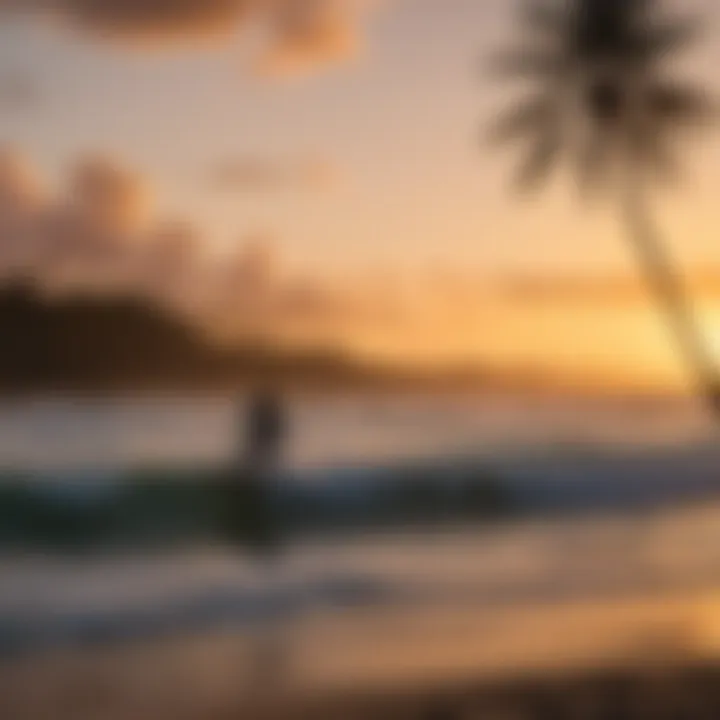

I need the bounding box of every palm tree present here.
[487,0,719,408]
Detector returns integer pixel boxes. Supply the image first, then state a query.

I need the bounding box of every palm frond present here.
[645,16,702,59]
[486,0,713,200]
[486,95,555,146]
[486,48,566,80]
[514,131,561,191]
[520,0,569,36]
[647,82,716,127]
[570,0,641,61]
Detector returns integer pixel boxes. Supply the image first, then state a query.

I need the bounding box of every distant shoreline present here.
[0,281,698,402]
[0,383,698,404]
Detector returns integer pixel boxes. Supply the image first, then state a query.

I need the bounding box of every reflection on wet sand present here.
[3,587,720,719]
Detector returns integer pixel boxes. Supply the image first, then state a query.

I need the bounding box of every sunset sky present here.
[2,0,720,390]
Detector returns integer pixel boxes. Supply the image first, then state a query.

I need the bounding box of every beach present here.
[4,584,720,719]
[5,492,720,718]
[2,394,720,717]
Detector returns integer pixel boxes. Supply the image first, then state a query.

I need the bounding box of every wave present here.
[0,460,511,551]
[3,440,720,551]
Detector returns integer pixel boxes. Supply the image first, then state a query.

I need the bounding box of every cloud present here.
[3,0,376,74]
[203,236,388,344]
[0,147,394,350]
[0,71,39,112]
[30,155,155,293]
[255,0,361,76]
[495,270,720,306]
[209,156,339,191]
[67,155,151,235]
[0,148,46,272]
[496,274,645,305]
[0,148,183,295]
[50,0,246,41]
[11,147,703,370]
[0,147,44,210]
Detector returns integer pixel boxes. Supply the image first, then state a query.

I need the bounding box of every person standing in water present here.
[225,385,287,559]
[245,386,287,480]
[226,385,291,694]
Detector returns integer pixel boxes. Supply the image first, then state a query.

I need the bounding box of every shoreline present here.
[3,587,720,718]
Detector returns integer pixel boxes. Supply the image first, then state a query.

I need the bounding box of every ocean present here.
[2,392,720,669]
[0,392,713,473]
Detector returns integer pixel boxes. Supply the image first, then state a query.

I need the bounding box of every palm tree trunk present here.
[622,178,719,411]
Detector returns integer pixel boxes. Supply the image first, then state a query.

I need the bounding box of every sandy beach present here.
[5,495,720,718]
[5,584,720,719]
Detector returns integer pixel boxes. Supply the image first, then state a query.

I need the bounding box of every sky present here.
[2,0,720,390]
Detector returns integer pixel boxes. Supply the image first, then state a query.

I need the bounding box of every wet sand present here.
[4,588,720,719]
[6,499,720,718]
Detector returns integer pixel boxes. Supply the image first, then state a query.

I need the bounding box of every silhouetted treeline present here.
[0,281,623,395]
[0,281,419,393]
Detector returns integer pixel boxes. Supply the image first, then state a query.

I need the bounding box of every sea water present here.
[1,392,720,659]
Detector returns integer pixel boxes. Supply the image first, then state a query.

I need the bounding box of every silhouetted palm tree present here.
[487,0,718,408]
